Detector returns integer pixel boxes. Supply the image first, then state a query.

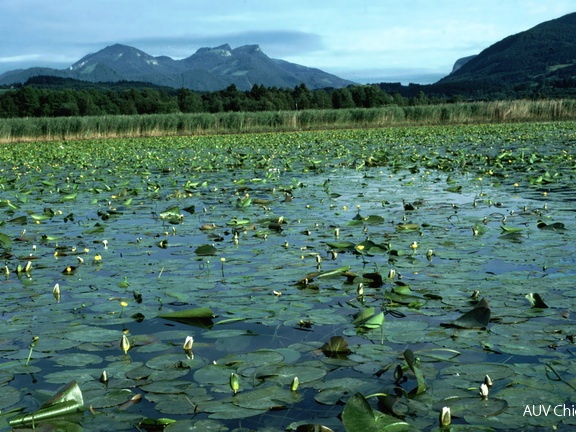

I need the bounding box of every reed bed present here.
[1,99,576,143]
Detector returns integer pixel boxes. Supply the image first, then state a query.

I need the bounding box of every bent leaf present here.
[321,336,351,356]
[441,297,491,329]
[525,293,549,308]
[404,348,427,395]
[342,393,410,432]
[9,380,84,427]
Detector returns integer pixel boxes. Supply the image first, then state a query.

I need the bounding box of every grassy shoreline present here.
[1,98,576,143]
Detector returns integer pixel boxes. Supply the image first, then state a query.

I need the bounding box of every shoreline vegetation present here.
[1,98,576,143]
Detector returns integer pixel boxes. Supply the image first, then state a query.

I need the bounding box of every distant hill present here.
[450,55,477,73]
[439,12,576,88]
[0,43,354,91]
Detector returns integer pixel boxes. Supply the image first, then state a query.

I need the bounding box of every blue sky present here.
[1,0,574,84]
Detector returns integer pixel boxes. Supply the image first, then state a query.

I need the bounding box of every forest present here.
[0,78,430,118]
[1,71,575,119]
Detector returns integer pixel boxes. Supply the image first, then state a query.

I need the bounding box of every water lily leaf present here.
[441,297,491,329]
[347,219,365,227]
[194,244,217,256]
[525,293,549,308]
[352,308,385,329]
[295,425,336,432]
[139,417,177,429]
[235,195,252,208]
[355,240,376,254]
[404,348,427,395]
[316,266,351,279]
[0,232,12,251]
[362,312,385,329]
[8,215,27,225]
[437,396,508,418]
[60,192,78,201]
[295,266,350,286]
[256,364,327,385]
[325,241,356,250]
[362,272,383,287]
[226,218,251,226]
[396,223,420,232]
[500,225,523,233]
[232,385,299,410]
[363,215,385,224]
[537,220,566,231]
[9,380,84,427]
[342,393,411,432]
[0,386,20,411]
[83,223,106,234]
[321,336,351,356]
[158,307,215,321]
[414,348,460,362]
[391,283,413,296]
[90,389,136,409]
[352,307,377,326]
[160,206,181,219]
[29,213,51,221]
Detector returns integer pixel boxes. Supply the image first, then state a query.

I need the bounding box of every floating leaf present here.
[525,293,549,308]
[321,336,351,356]
[500,225,523,233]
[8,215,27,225]
[341,393,410,432]
[396,223,420,232]
[295,425,336,432]
[158,307,215,320]
[232,385,299,410]
[159,206,180,219]
[362,272,383,287]
[0,232,12,251]
[325,241,356,250]
[194,244,217,256]
[537,220,566,231]
[442,297,491,329]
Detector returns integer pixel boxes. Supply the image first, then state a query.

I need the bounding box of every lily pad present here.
[441,297,491,329]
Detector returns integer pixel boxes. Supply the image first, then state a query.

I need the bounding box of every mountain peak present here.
[194,44,232,56]
[233,44,262,55]
[1,43,354,90]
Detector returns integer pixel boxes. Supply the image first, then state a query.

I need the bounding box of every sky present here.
[1,0,574,84]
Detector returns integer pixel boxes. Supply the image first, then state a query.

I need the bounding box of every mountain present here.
[450,55,477,73]
[0,43,354,91]
[439,12,576,87]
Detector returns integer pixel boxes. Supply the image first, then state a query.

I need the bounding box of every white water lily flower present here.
[440,406,451,427]
[183,336,194,351]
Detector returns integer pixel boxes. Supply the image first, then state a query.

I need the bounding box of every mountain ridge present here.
[0,43,354,91]
[439,12,576,87]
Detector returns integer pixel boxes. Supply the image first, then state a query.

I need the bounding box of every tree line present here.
[0,80,446,118]
[1,73,572,119]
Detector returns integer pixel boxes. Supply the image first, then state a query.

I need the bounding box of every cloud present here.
[0,54,43,64]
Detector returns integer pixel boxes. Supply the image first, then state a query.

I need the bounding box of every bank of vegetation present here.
[1,98,576,143]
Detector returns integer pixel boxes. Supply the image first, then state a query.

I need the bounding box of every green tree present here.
[331,87,355,109]
[293,83,312,110]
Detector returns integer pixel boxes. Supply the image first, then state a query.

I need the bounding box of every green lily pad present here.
[194,244,218,256]
[441,298,491,329]
[342,393,411,432]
